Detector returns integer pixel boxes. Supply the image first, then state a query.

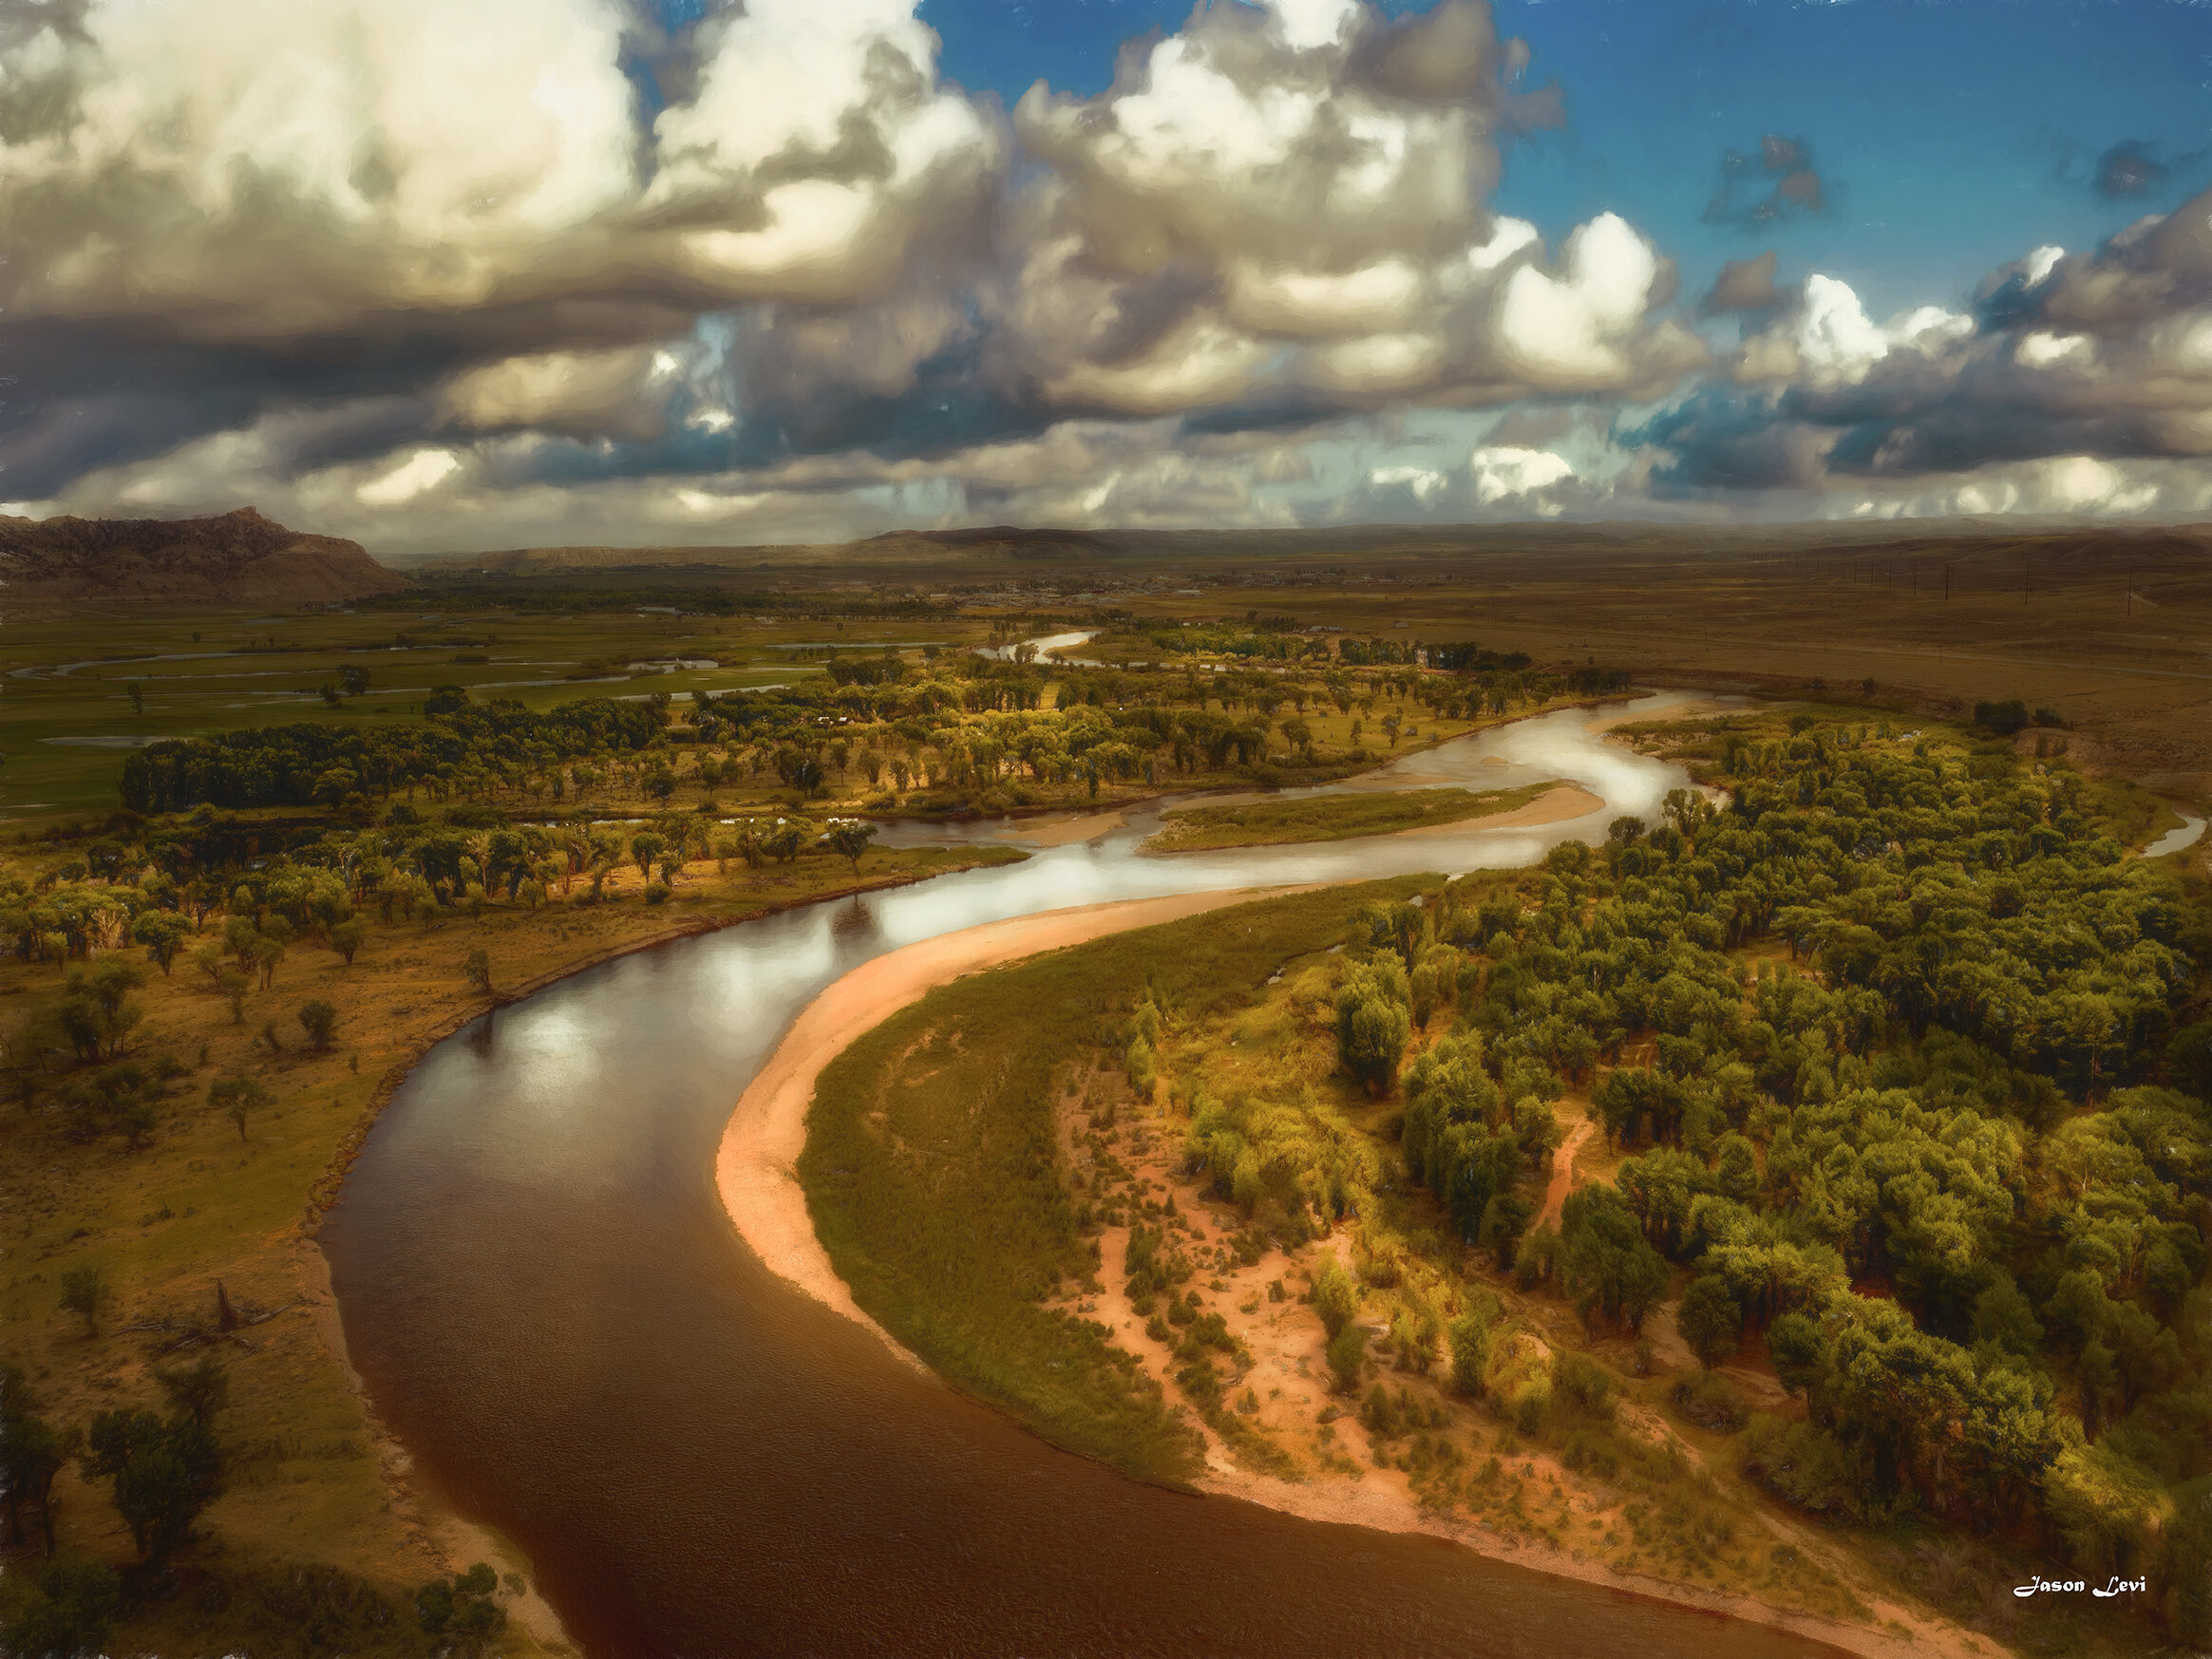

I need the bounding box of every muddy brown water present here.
[323,696,1844,1658]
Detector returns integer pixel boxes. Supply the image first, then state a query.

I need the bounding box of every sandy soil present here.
[1583,698,1743,735]
[999,809,1127,846]
[715,888,2007,1659]
[713,885,1314,1355]
[1393,782,1604,836]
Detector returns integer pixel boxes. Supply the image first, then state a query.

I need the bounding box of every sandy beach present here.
[714,887,1312,1359]
[712,883,2002,1659]
[1393,781,1604,836]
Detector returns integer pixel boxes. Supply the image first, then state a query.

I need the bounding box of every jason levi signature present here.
[2014,1575,2147,1598]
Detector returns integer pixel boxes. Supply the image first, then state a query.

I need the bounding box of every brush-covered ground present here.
[1145,782,1563,852]
[798,703,2212,1659]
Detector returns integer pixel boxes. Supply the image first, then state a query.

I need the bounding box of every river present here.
[320,693,1844,1659]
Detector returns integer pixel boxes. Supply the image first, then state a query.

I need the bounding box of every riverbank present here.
[716,890,2003,1659]
[0,840,1026,1657]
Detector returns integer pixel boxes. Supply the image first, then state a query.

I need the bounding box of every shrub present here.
[644,880,671,905]
[1671,1371,1749,1432]
[1326,1323,1367,1394]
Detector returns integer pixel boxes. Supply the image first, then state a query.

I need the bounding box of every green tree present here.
[464,949,493,995]
[1311,1252,1358,1338]
[58,1265,110,1337]
[0,1553,120,1659]
[823,817,879,874]
[1,1367,76,1556]
[1447,1310,1491,1398]
[298,999,338,1051]
[1676,1275,1744,1368]
[83,1407,224,1562]
[131,911,192,975]
[1335,959,1410,1096]
[329,919,365,965]
[1325,1323,1367,1395]
[207,1075,272,1141]
[153,1354,229,1430]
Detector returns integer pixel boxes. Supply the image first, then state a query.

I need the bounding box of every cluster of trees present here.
[108,643,1614,822]
[1154,719,2206,1633]
[1351,727,2209,1636]
[0,1355,230,1656]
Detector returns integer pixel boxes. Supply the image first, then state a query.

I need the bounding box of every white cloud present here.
[356,449,462,507]
[1469,444,1575,507]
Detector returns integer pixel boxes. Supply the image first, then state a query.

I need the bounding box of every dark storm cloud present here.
[1703,134,1832,230]
[1617,390,1828,493]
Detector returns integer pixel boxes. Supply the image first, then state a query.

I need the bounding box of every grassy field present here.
[0,838,1022,1656]
[800,878,1430,1484]
[1147,782,1559,852]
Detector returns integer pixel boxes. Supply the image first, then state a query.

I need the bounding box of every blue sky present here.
[924,0,2212,313]
[6,0,2211,549]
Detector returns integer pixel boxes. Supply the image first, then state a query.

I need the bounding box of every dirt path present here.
[1539,1116,1596,1227]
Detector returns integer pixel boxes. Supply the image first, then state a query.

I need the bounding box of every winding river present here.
[321,693,1845,1659]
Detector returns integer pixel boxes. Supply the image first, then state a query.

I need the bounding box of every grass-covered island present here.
[797,702,2212,1659]
[1144,781,1578,852]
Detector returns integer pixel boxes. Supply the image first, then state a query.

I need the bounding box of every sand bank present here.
[713,884,2000,1659]
[1000,809,1126,847]
[1393,782,1604,836]
[714,887,1310,1360]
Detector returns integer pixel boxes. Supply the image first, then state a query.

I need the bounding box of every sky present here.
[3,0,2210,554]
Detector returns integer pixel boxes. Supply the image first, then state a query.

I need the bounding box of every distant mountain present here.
[0,507,406,608]
[401,516,2212,575]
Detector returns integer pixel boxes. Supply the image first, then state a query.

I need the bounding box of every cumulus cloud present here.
[991,0,1697,417]
[0,0,1000,337]
[1621,182,2212,514]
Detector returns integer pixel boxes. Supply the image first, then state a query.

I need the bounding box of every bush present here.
[1671,1371,1749,1432]
[1326,1323,1367,1394]
[1553,1351,1617,1420]
[1311,1251,1358,1338]
[1447,1309,1491,1398]
[644,880,671,905]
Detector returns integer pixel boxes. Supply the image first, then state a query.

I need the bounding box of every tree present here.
[1335,959,1410,1095]
[1326,1323,1367,1395]
[330,919,365,965]
[464,948,493,995]
[1,1366,76,1556]
[298,999,338,1051]
[131,911,192,975]
[0,1553,120,1659]
[1447,1310,1491,1398]
[153,1355,229,1430]
[417,1563,506,1658]
[83,1407,224,1562]
[823,818,878,874]
[1312,1252,1358,1338]
[59,1265,110,1337]
[1676,1275,1744,1368]
[208,1077,273,1142]
[219,970,250,1025]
